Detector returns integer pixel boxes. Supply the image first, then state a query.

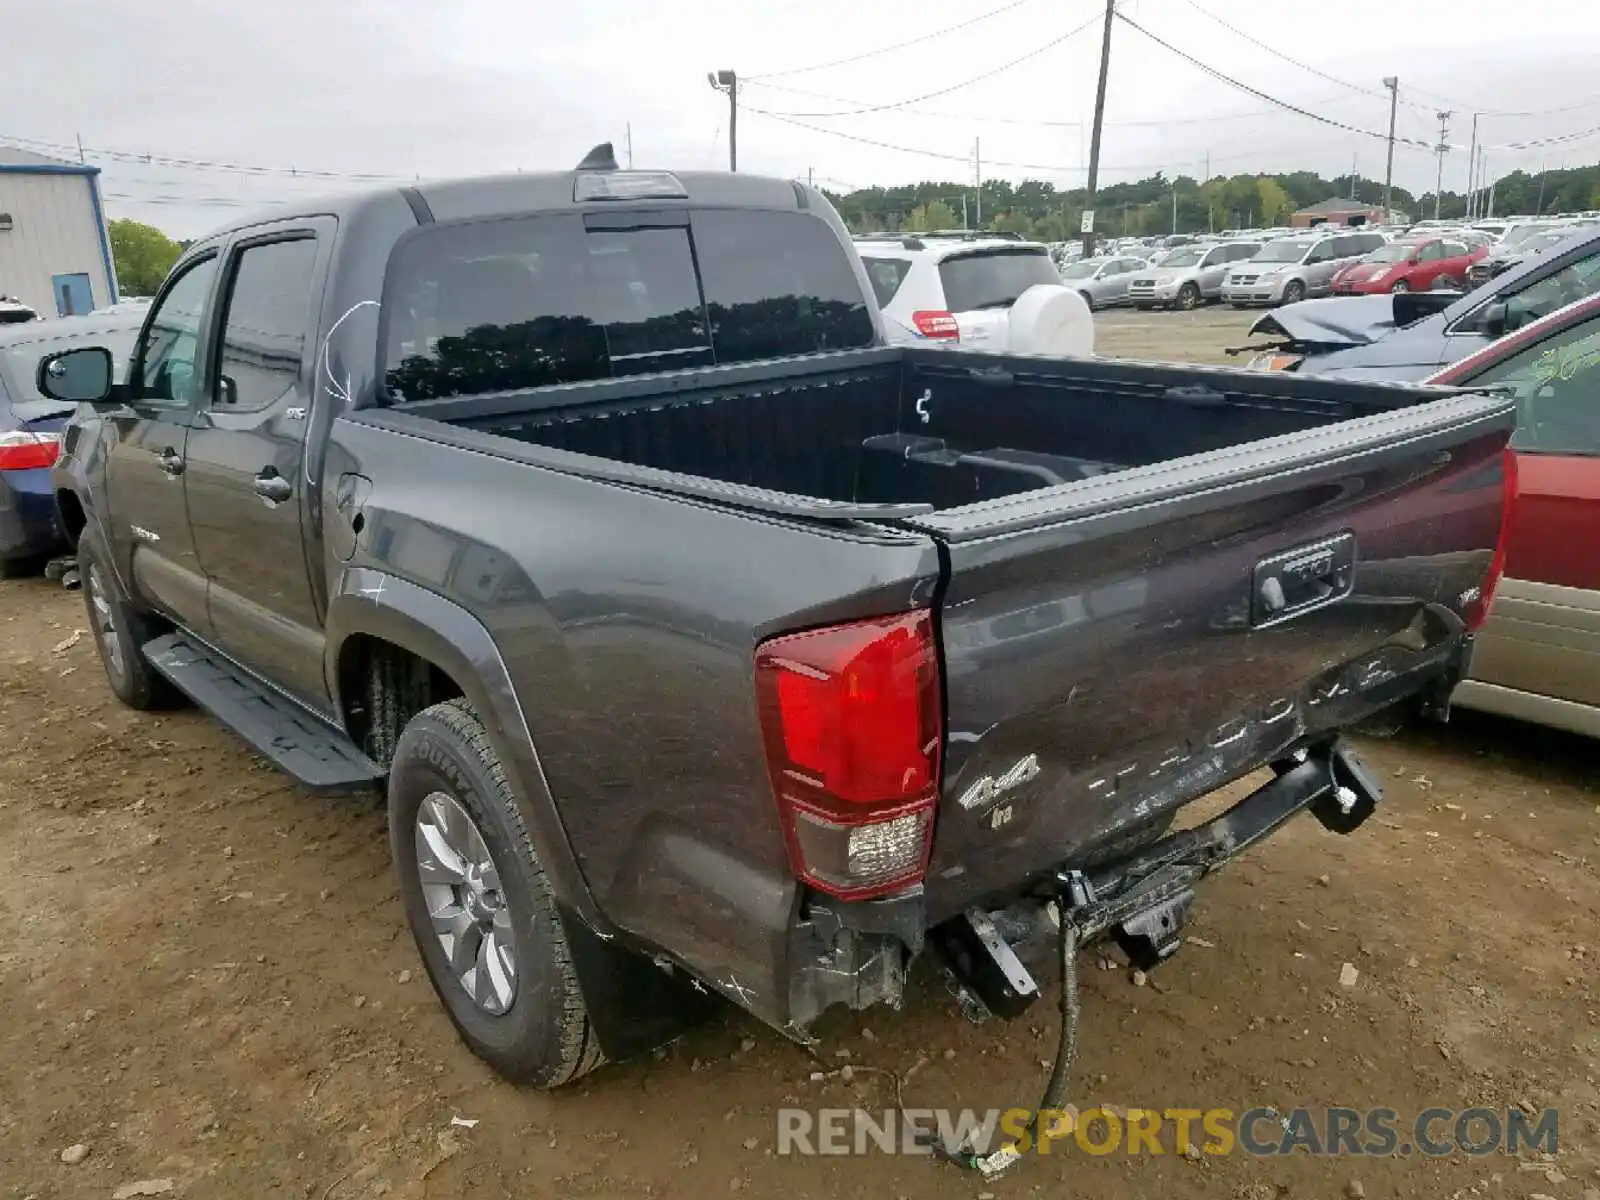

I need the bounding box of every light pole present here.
[707,71,737,171]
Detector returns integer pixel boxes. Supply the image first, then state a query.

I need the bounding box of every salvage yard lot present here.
[2,306,1597,1200]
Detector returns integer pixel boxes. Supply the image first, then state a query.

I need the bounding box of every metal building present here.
[0,146,119,317]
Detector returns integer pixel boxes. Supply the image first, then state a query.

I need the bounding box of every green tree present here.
[905,199,959,231]
[1256,178,1292,225]
[108,219,181,296]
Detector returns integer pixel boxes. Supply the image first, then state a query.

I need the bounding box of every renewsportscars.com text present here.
[776,1105,1558,1158]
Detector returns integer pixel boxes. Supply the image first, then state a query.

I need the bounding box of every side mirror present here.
[37,346,114,403]
[1481,301,1509,338]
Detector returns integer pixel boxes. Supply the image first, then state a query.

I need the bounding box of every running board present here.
[142,632,383,793]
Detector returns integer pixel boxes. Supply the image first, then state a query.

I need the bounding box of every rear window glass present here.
[937,249,1059,313]
[382,209,874,402]
[861,256,913,307]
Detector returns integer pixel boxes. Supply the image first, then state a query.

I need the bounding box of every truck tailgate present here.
[909,390,1514,922]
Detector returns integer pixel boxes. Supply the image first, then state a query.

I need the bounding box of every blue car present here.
[0,313,139,576]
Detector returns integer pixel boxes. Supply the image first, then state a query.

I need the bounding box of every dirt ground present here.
[3,307,1598,1200]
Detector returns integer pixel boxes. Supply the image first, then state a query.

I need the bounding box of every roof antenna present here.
[576,142,619,171]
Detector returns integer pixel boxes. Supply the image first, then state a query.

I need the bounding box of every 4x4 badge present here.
[958,753,1041,812]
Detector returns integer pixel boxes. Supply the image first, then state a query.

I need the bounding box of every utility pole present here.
[1487,163,1496,218]
[1381,77,1398,222]
[75,133,85,164]
[1465,112,1479,219]
[1433,110,1452,221]
[708,71,738,171]
[1080,0,1116,258]
[1536,159,1548,213]
[625,123,634,169]
[807,166,814,188]
[1350,151,1358,200]
[974,138,982,227]
[1172,183,1178,235]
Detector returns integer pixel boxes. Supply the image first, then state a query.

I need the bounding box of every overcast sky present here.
[4,0,1599,237]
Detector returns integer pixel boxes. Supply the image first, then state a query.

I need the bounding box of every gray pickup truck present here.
[41,147,1514,1094]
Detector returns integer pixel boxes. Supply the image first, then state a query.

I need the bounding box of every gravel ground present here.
[2,305,1597,1200]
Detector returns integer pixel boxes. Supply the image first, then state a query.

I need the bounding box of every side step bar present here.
[142,632,383,793]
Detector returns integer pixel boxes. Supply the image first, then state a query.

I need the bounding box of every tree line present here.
[825,162,1600,241]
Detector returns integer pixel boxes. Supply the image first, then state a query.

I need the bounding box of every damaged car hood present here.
[1247,295,1398,348]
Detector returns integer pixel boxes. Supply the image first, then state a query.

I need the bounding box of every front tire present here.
[389,699,603,1089]
[1078,290,1096,312]
[1176,282,1201,310]
[1281,279,1306,305]
[78,536,181,710]
[1391,279,1411,293]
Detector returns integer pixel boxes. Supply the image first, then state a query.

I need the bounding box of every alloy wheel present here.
[415,790,518,1015]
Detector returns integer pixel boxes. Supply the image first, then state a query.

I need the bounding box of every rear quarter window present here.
[938,249,1059,313]
[861,257,912,308]
[381,208,875,402]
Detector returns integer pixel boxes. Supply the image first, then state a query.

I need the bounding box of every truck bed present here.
[425,347,1451,514]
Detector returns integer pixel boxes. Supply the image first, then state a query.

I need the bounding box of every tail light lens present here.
[1465,446,1519,632]
[911,310,960,340]
[755,611,942,899]
[0,429,62,470]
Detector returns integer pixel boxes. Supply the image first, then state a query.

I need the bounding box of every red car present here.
[1331,236,1486,295]
[1426,293,1600,735]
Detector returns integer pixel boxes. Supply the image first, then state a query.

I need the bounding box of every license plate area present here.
[1251,531,1357,627]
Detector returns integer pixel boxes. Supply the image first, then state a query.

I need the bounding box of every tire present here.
[78,536,181,710]
[1434,275,1465,292]
[1176,282,1201,311]
[1390,279,1410,293]
[389,699,604,1089]
[1078,290,1095,313]
[1280,279,1306,305]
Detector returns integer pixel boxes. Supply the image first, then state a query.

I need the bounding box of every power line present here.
[743,105,1309,176]
[742,75,1354,129]
[745,0,1043,79]
[1113,13,1435,151]
[1178,0,1388,100]
[1,131,409,182]
[742,13,1100,119]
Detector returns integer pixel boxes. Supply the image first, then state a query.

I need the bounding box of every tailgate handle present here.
[1251,532,1356,627]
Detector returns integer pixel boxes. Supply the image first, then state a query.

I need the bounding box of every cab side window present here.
[213,238,319,412]
[1464,245,1600,335]
[1417,242,1444,262]
[1469,312,1600,455]
[132,255,219,410]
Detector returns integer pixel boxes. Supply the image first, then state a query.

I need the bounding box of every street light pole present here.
[1381,76,1398,222]
[708,71,738,171]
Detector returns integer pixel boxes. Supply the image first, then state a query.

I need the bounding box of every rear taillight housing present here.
[755,611,942,900]
[911,310,960,340]
[1465,445,1519,632]
[0,429,62,470]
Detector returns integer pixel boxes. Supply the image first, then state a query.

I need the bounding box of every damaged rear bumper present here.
[789,739,1384,1030]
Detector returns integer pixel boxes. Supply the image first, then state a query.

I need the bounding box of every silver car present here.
[1127,241,1262,310]
[1221,230,1388,307]
[1058,256,1148,311]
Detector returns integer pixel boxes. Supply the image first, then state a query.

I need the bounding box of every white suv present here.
[853,233,1072,350]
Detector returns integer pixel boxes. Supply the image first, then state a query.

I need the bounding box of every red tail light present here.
[0,429,62,470]
[911,310,960,340]
[1466,446,1518,632]
[755,611,942,899]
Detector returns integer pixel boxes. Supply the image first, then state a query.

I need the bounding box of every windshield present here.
[938,249,1061,311]
[1158,247,1206,268]
[1521,232,1572,254]
[1254,240,1313,264]
[1060,260,1099,280]
[1503,225,1560,250]
[1363,243,1414,263]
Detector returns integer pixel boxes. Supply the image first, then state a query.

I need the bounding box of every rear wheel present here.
[1434,275,1465,291]
[389,699,604,1088]
[1281,279,1306,305]
[1176,282,1201,310]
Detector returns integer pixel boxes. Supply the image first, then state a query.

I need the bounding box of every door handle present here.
[254,471,293,503]
[158,449,184,477]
